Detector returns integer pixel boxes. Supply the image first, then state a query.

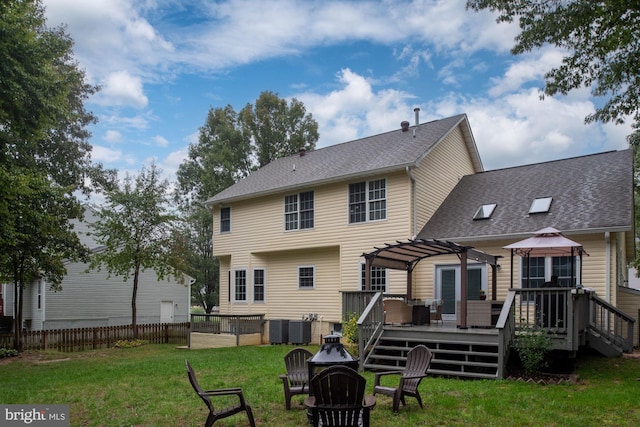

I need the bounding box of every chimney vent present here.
[401,121,410,132]
[414,107,420,126]
[299,147,306,157]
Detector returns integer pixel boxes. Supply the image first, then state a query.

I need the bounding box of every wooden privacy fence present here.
[0,322,189,352]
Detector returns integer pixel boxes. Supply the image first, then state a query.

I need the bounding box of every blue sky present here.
[42,0,633,187]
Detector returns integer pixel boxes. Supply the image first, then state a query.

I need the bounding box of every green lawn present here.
[1,344,639,426]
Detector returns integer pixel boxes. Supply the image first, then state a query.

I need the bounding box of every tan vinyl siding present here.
[410,234,617,304]
[413,125,476,234]
[216,172,415,320]
[617,287,640,347]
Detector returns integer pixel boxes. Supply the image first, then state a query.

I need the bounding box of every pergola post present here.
[459,251,468,329]
[364,257,371,291]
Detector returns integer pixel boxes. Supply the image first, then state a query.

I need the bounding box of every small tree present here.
[89,163,184,338]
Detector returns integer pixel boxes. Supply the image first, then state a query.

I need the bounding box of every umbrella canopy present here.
[503,227,587,257]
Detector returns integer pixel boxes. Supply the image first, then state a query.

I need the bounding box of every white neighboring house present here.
[1,207,193,331]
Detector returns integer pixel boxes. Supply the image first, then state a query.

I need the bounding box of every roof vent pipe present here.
[414,107,420,126]
[401,121,410,132]
[299,147,306,156]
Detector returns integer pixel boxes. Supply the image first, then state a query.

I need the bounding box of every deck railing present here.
[355,292,385,370]
[190,313,264,348]
[589,294,635,352]
[341,291,380,321]
[495,291,516,379]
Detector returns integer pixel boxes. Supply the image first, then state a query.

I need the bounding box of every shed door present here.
[160,301,174,323]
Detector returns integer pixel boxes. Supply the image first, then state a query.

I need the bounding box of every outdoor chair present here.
[279,347,313,409]
[425,299,444,324]
[304,365,376,427]
[185,360,256,427]
[373,344,432,413]
[383,299,413,325]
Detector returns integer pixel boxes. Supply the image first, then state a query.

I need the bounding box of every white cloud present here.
[489,49,565,97]
[154,135,169,147]
[91,145,123,163]
[97,71,148,108]
[103,130,122,144]
[297,69,417,148]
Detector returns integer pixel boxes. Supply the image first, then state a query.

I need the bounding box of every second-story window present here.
[349,179,386,223]
[285,191,314,231]
[220,207,231,233]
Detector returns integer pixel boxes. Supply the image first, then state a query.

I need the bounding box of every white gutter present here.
[406,166,417,238]
[605,232,611,302]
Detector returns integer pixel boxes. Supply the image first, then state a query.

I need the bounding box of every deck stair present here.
[363,326,501,379]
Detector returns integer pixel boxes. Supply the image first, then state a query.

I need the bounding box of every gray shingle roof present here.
[207,114,480,204]
[417,149,633,241]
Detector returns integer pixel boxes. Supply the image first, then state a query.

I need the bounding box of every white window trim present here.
[359,262,388,293]
[233,269,248,303]
[220,206,232,234]
[298,265,316,289]
[348,178,387,224]
[252,268,266,303]
[517,256,582,287]
[284,191,315,232]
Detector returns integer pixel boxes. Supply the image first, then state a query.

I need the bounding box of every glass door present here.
[437,264,486,321]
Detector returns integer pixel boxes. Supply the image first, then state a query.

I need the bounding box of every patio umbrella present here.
[503,227,587,287]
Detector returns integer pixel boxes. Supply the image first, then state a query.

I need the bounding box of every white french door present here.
[436,264,486,321]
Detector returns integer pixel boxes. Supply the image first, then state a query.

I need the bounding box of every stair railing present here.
[589,293,635,353]
[356,291,384,370]
[495,290,516,379]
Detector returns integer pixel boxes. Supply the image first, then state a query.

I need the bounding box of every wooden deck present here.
[349,288,635,380]
[364,321,502,379]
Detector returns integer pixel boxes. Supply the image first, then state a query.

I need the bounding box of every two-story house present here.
[206,113,483,341]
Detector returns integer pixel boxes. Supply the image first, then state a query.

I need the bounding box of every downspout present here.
[605,232,611,302]
[406,166,417,238]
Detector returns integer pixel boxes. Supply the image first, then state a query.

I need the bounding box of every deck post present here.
[459,252,468,329]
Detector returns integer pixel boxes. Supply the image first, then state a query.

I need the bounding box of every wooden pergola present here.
[362,239,501,329]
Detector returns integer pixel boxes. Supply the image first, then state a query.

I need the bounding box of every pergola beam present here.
[362,239,501,329]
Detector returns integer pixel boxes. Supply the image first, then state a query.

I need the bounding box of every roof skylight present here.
[473,203,496,220]
[529,197,552,214]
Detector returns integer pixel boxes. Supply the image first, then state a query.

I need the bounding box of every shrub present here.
[514,325,552,374]
[342,312,359,344]
[114,339,148,348]
[0,348,19,358]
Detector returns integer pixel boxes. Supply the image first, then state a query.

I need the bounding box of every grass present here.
[1,344,639,426]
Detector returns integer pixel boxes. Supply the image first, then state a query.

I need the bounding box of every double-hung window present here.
[349,179,386,223]
[298,266,315,289]
[285,191,314,230]
[360,264,387,292]
[253,269,265,302]
[220,207,231,233]
[234,270,247,302]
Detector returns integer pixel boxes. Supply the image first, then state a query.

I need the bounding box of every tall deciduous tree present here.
[176,92,318,311]
[467,1,640,126]
[240,90,320,168]
[89,163,184,337]
[0,0,114,350]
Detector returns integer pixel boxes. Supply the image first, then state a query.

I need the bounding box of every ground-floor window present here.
[360,264,387,292]
[253,269,265,302]
[234,270,247,302]
[298,266,315,289]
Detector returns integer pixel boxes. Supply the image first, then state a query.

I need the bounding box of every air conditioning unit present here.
[269,319,289,344]
[289,320,311,345]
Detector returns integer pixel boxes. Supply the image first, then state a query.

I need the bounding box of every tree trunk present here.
[132,264,140,339]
